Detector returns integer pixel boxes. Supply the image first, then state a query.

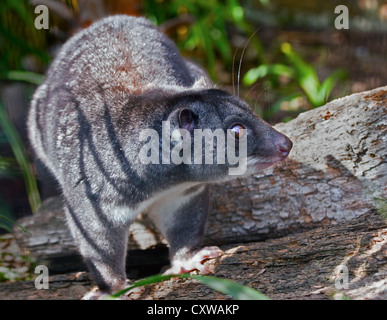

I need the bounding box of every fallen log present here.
[1,208,386,300]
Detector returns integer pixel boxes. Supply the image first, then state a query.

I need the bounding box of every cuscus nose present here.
[273,131,293,160]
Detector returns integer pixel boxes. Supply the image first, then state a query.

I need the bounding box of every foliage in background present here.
[0,0,48,231]
[0,102,41,214]
[243,42,347,117]
[143,0,347,117]
[143,0,264,80]
[0,0,50,72]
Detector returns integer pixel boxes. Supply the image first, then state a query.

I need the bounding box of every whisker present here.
[265,88,273,123]
[237,28,260,97]
[232,47,238,96]
[244,80,264,101]
[243,79,269,116]
[254,85,269,113]
[247,156,266,164]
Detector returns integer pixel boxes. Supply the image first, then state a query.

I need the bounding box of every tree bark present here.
[128,209,387,300]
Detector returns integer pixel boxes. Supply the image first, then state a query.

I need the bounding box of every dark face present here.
[162,89,293,180]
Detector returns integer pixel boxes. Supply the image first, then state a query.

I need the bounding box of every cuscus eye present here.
[230,124,245,139]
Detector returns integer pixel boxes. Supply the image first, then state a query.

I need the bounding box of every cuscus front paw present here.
[82,280,146,300]
[82,286,111,300]
[163,246,224,275]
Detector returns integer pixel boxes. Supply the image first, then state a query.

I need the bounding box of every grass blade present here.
[109,273,270,300]
[0,214,31,235]
[109,274,176,298]
[0,70,45,85]
[187,275,270,300]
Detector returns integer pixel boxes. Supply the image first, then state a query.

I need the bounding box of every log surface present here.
[1,209,386,300]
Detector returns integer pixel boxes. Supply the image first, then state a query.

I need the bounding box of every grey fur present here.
[28,15,292,294]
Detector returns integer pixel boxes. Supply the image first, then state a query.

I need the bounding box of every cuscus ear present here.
[166,107,198,134]
[178,108,197,133]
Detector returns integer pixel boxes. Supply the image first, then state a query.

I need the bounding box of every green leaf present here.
[316,69,347,105]
[281,43,322,106]
[243,64,293,86]
[109,274,176,298]
[109,273,270,300]
[4,0,33,24]
[0,71,45,85]
[0,214,31,235]
[280,42,346,107]
[231,6,244,22]
[243,66,267,85]
[0,156,20,177]
[189,275,270,300]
